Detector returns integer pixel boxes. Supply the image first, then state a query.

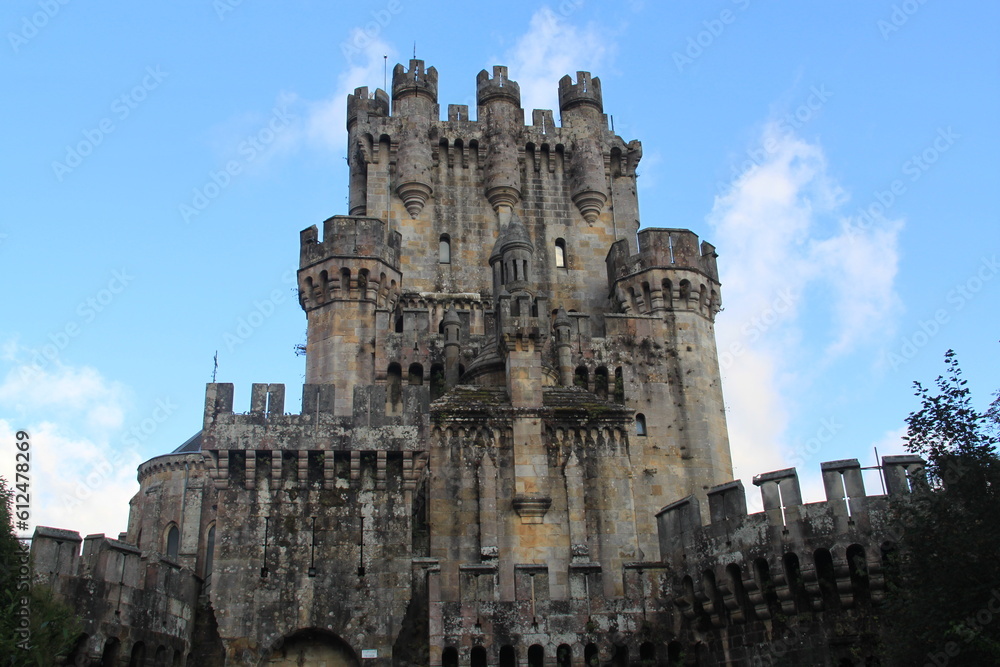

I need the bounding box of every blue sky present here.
[1,1,997,536]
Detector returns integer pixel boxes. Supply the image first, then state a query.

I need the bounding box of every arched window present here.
[528,644,545,667]
[635,413,647,436]
[439,235,451,264]
[408,363,424,385]
[847,544,871,605]
[575,365,589,389]
[499,646,517,667]
[557,644,572,667]
[102,638,121,667]
[166,525,179,560]
[442,647,458,667]
[471,646,488,667]
[128,641,146,667]
[555,238,567,268]
[614,367,625,403]
[584,644,599,667]
[639,642,656,665]
[595,367,609,399]
[814,548,840,610]
[386,363,402,415]
[430,363,446,400]
[204,524,216,578]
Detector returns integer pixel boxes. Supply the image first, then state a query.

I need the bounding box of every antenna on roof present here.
[212,351,218,382]
[413,41,416,59]
[383,55,387,92]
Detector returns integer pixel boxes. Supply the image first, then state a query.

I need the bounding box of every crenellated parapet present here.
[392,59,439,110]
[137,452,207,483]
[656,456,925,629]
[31,528,200,663]
[606,228,721,319]
[347,85,390,129]
[558,71,603,115]
[476,65,522,108]
[200,382,428,490]
[298,215,402,312]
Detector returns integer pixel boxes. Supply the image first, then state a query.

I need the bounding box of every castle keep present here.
[31,62,923,666]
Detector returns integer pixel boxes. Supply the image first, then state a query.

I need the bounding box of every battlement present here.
[31,528,200,661]
[136,452,207,484]
[476,66,521,107]
[347,86,390,129]
[655,456,925,622]
[299,215,402,269]
[607,228,719,284]
[391,58,438,104]
[201,382,426,449]
[558,71,603,113]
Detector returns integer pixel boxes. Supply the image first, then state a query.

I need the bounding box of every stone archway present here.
[266,629,360,667]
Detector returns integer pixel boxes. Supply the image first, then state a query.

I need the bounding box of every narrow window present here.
[528,645,545,667]
[555,238,566,268]
[442,647,458,667]
[204,525,216,578]
[166,525,179,559]
[439,235,451,264]
[635,413,647,436]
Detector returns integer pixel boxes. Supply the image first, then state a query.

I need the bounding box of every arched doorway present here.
[267,629,359,667]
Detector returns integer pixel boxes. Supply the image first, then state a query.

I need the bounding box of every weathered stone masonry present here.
[32,61,922,667]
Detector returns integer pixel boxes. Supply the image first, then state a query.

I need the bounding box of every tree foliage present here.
[0,477,81,666]
[883,350,1000,666]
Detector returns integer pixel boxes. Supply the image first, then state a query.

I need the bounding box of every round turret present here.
[347,86,390,129]
[558,71,603,116]
[477,66,524,211]
[391,59,439,117]
[476,66,521,107]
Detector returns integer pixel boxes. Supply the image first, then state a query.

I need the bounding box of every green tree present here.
[883,350,1000,666]
[0,476,82,666]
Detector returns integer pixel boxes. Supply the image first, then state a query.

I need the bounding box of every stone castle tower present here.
[30,62,920,667]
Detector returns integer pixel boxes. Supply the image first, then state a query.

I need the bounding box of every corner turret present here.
[477,66,524,212]
[391,59,439,117]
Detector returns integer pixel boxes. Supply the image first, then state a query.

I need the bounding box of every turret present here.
[489,209,534,297]
[298,216,402,415]
[559,72,608,223]
[552,308,573,387]
[346,86,389,216]
[392,60,437,218]
[442,306,461,389]
[477,66,524,212]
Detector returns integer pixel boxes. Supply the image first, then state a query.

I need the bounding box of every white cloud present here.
[500,7,611,115]
[306,32,398,151]
[710,122,903,488]
[0,348,138,538]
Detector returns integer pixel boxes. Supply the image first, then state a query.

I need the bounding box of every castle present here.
[30,61,925,666]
